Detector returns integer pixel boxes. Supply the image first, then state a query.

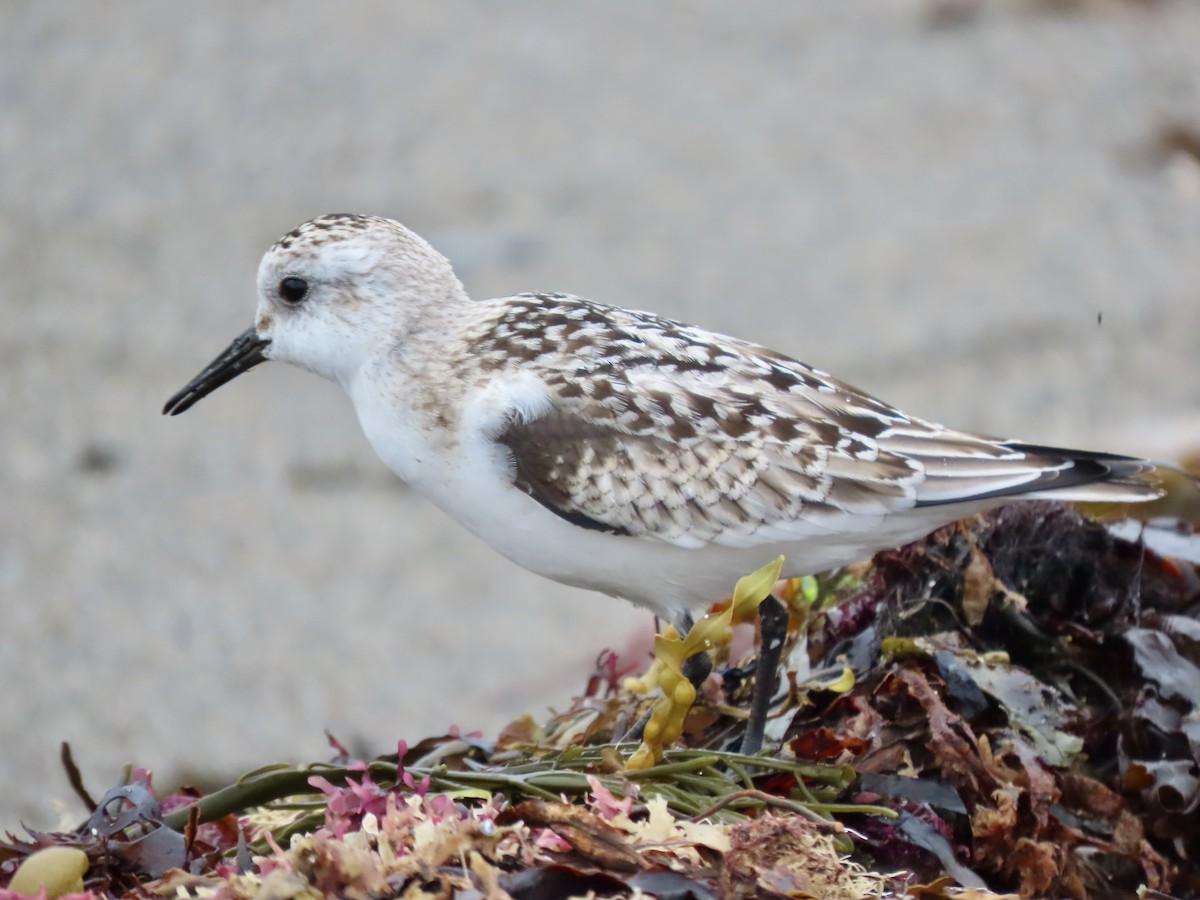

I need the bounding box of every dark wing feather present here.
[495,402,924,550]
[498,411,636,536]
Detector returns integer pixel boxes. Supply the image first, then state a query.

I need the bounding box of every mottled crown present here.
[264,213,465,306]
[272,213,401,253]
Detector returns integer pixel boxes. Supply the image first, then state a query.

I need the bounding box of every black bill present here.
[162,327,271,416]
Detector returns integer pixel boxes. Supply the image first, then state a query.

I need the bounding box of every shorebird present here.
[164,213,1161,754]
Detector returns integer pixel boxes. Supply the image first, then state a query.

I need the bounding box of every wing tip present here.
[914,441,1165,508]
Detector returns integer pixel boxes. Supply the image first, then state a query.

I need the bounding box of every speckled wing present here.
[497,404,925,551]
[486,294,1159,550]
[487,294,932,550]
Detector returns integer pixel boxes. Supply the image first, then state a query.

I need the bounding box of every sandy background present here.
[3,1,1199,830]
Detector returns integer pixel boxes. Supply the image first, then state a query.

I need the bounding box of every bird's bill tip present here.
[162,327,271,416]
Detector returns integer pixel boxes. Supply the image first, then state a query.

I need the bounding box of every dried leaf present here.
[721,815,887,900]
[961,542,996,627]
[1125,628,1200,707]
[625,795,730,859]
[498,800,644,872]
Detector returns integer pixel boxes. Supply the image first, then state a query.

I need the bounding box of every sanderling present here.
[164,213,1161,750]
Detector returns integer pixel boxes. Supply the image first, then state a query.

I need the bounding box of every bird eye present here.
[279,276,309,305]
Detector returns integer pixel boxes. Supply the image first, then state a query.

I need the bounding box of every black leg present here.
[741,593,788,756]
[680,643,713,688]
[620,704,654,744]
[671,609,713,692]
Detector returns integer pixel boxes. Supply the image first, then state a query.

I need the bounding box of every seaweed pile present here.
[2,502,1197,899]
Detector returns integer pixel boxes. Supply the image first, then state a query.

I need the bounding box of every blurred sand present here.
[2,1,1199,830]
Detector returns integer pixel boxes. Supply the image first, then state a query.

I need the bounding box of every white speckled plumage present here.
[165,214,1161,617]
